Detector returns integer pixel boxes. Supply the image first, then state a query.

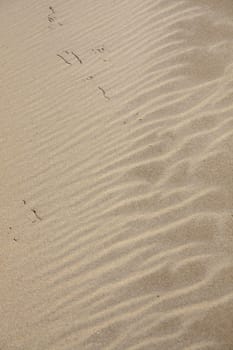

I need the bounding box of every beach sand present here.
[1,1,233,349]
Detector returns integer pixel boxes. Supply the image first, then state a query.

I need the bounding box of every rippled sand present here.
[1,1,233,349]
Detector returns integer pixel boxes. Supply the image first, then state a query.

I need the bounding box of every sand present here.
[1,0,233,349]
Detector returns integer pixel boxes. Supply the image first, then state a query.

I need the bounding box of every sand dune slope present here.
[1,0,233,349]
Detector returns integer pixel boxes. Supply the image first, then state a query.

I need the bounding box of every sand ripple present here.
[1,0,233,349]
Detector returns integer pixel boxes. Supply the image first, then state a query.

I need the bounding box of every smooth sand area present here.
[1,1,233,349]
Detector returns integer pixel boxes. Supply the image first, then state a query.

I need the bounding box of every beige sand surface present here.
[1,1,233,349]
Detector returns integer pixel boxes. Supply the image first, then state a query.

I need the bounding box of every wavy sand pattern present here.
[1,0,233,349]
